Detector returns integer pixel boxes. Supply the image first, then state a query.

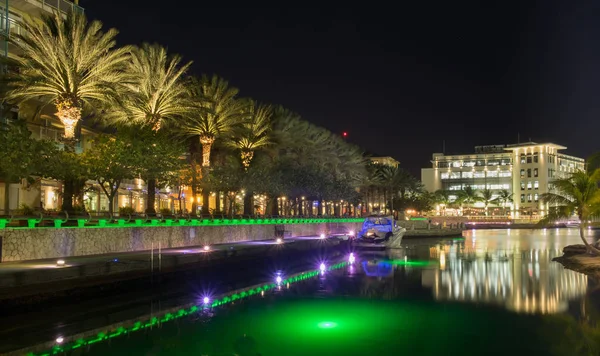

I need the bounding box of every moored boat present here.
[352,215,405,249]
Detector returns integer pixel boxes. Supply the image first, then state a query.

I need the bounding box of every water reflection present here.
[421,229,588,314]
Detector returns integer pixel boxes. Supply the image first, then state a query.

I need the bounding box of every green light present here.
[318,321,338,329]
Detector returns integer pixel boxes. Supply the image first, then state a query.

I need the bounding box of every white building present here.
[421,142,585,218]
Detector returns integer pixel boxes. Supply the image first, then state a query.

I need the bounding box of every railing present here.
[27,0,84,15]
[0,213,364,229]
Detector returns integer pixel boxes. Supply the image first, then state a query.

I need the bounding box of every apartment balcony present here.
[8,0,84,18]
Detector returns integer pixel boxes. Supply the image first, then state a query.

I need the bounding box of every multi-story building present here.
[370,156,400,168]
[421,142,585,218]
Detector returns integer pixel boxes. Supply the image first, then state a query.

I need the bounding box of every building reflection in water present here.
[421,234,588,314]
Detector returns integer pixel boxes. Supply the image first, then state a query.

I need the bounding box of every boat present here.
[352,215,405,249]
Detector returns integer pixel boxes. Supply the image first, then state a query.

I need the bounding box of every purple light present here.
[276,276,282,284]
[320,263,326,272]
[203,297,210,304]
[349,253,355,264]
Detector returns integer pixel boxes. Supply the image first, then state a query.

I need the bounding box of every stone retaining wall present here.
[0,222,362,262]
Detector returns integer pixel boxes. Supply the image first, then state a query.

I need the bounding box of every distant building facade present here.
[370,156,400,168]
[421,142,585,218]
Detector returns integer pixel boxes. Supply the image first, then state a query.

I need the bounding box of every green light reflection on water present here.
[30,261,350,355]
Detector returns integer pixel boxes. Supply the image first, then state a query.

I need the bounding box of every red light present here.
[343,132,347,137]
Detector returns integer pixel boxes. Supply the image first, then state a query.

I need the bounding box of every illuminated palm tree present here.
[456,186,482,215]
[434,189,452,216]
[540,170,600,255]
[480,188,495,216]
[493,190,513,216]
[228,101,273,169]
[4,12,129,143]
[107,43,193,131]
[183,75,246,168]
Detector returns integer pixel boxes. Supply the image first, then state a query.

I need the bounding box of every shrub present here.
[16,203,35,216]
[119,206,135,216]
[160,208,172,216]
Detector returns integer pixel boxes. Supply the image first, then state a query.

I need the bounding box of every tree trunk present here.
[267,196,277,216]
[146,178,156,214]
[3,178,10,214]
[199,136,214,168]
[298,198,304,216]
[202,189,210,215]
[62,179,74,213]
[579,221,600,255]
[244,191,253,216]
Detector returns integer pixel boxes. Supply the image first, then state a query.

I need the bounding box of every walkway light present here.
[276,238,283,244]
[56,336,64,344]
[349,253,355,264]
[203,297,210,304]
[56,259,65,267]
[320,233,326,239]
[203,245,210,251]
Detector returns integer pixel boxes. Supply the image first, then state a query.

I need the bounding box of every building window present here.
[534,193,539,202]
[548,168,555,178]
[499,171,511,178]
[534,181,539,189]
[521,181,525,190]
[474,171,485,178]
[520,153,526,164]
[526,153,532,164]
[527,181,532,190]
[534,168,538,177]
[463,161,475,167]
[452,161,461,168]
[534,153,539,163]
[487,160,500,166]
[462,171,474,178]
[501,159,511,165]
[520,169,525,178]
[487,170,498,178]
[441,172,450,179]
[527,194,532,202]
[521,194,525,203]
[450,172,461,179]
[527,169,531,178]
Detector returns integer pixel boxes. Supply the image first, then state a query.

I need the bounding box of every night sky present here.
[81,1,600,176]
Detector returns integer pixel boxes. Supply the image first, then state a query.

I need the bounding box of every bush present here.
[160,208,172,216]
[72,204,85,213]
[119,206,135,216]
[16,203,35,216]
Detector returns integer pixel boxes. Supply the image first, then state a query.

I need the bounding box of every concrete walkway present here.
[0,235,340,295]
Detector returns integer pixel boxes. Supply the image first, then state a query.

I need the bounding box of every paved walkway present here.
[0,235,328,276]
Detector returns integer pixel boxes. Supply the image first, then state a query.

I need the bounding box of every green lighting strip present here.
[27,261,350,356]
[0,218,364,230]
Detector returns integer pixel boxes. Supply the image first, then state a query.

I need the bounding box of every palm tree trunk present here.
[146,178,156,214]
[199,136,214,168]
[3,177,10,214]
[215,192,221,214]
[62,180,74,213]
[579,222,600,255]
[244,192,253,215]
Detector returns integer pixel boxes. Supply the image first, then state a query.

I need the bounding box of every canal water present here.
[9,228,600,356]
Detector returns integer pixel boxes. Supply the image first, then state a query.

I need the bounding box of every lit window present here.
[474,171,485,178]
[527,181,532,190]
[450,172,461,179]
[520,154,526,164]
[452,161,461,168]
[527,194,532,202]
[520,169,525,178]
[462,171,473,178]
[499,171,511,178]
[486,170,498,178]
[534,193,539,202]
[534,168,538,177]
[534,181,539,189]
[520,181,525,190]
[521,194,525,203]
[463,161,475,167]
[441,172,450,179]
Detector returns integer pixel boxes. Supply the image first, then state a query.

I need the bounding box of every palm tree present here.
[4,12,129,143]
[182,75,246,214]
[456,186,482,215]
[183,75,247,168]
[493,190,513,216]
[107,44,193,131]
[434,189,452,216]
[107,44,192,214]
[540,170,600,255]
[227,101,273,169]
[480,189,495,216]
